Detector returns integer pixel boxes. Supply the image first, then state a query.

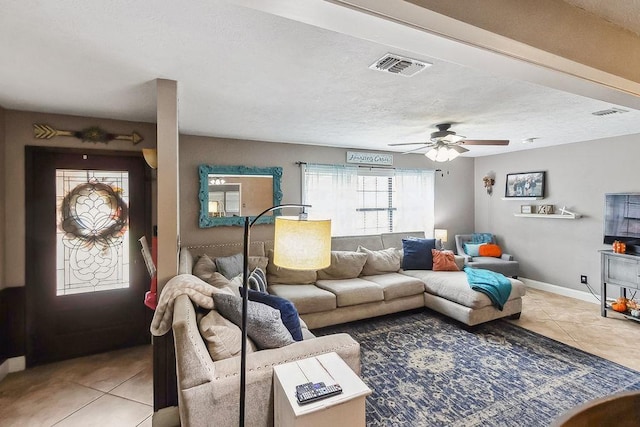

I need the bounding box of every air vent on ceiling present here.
[592,107,629,116]
[369,53,431,77]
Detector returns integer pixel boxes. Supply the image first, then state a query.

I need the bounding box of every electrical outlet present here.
[580,275,588,284]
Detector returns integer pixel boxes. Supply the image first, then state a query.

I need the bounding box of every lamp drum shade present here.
[273,216,331,270]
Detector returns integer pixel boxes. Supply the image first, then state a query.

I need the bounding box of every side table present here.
[273,352,372,427]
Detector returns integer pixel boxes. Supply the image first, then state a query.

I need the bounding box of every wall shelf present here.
[513,213,581,219]
[501,197,543,200]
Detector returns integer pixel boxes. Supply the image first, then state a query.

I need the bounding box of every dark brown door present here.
[25,147,151,366]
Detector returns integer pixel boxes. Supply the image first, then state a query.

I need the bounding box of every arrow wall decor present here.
[33,124,143,145]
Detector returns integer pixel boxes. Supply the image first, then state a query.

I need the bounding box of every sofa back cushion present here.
[317,251,368,280]
[331,234,384,251]
[357,246,401,275]
[266,249,317,285]
[381,231,425,250]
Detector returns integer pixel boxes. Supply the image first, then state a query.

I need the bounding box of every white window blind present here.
[303,163,434,236]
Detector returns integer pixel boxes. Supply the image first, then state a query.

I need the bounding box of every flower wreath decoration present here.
[61,181,129,246]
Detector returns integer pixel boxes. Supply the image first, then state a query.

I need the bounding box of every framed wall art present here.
[505,171,545,198]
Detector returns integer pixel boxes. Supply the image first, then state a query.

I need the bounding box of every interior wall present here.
[3,110,157,288]
[475,133,640,293]
[179,135,475,250]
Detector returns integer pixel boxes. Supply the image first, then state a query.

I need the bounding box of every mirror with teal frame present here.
[198,165,283,227]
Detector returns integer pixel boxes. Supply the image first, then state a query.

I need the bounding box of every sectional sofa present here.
[172,231,526,426]
[178,231,526,328]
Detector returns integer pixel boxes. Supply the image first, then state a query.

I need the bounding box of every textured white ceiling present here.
[1,0,639,158]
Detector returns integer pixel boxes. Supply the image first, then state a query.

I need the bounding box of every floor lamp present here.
[239,204,331,426]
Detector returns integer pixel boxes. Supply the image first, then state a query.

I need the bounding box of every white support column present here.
[156,79,180,294]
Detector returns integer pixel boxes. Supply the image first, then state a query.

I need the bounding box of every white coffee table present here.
[273,352,372,427]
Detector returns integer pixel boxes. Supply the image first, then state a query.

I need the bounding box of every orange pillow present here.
[478,243,502,257]
[431,249,459,271]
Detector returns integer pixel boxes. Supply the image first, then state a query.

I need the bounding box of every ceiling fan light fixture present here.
[426,145,461,162]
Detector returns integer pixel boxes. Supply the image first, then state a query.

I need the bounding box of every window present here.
[303,163,434,236]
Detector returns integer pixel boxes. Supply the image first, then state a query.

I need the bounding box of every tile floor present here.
[1,288,639,426]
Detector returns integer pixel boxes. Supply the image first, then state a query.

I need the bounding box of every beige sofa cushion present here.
[361,273,425,300]
[266,249,317,285]
[357,246,401,276]
[268,284,337,315]
[401,270,526,309]
[316,251,368,280]
[198,309,257,361]
[316,278,384,307]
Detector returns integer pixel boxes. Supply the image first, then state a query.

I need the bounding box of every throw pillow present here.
[212,293,295,349]
[248,267,267,293]
[357,246,401,276]
[316,251,368,280]
[463,243,484,257]
[240,288,303,341]
[431,249,460,271]
[215,253,244,279]
[401,238,436,270]
[193,254,217,282]
[266,249,317,285]
[471,233,493,244]
[198,309,256,361]
[478,243,503,257]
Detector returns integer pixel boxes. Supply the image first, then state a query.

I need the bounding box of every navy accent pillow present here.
[240,289,303,341]
[402,238,436,270]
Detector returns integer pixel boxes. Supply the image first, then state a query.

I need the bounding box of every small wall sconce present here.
[142,148,157,169]
[483,175,495,195]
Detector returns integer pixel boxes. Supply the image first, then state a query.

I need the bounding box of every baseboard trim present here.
[8,356,26,373]
[520,277,599,305]
[0,356,26,383]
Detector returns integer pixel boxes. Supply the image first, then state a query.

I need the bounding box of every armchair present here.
[455,234,519,278]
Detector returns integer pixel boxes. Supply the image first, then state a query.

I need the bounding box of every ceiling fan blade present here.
[462,139,510,146]
[401,145,432,154]
[388,142,429,146]
[440,134,465,144]
[450,145,469,154]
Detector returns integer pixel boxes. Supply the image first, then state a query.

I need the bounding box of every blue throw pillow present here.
[401,238,436,270]
[471,233,493,244]
[240,289,303,341]
[464,243,484,257]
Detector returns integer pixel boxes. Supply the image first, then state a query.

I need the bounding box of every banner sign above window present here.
[346,151,393,166]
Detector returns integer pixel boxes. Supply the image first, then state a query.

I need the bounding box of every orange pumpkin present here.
[611,302,627,312]
[613,241,627,253]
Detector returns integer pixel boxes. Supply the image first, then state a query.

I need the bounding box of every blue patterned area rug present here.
[314,310,640,426]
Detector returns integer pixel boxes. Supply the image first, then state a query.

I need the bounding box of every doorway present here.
[25,147,151,366]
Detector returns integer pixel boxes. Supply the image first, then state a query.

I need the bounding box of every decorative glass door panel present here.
[56,169,131,295]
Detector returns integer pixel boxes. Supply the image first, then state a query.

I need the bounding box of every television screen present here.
[604,193,640,247]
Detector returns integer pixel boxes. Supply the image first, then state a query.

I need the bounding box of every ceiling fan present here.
[388,123,509,161]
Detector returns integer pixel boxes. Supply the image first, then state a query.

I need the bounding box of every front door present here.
[25,147,151,366]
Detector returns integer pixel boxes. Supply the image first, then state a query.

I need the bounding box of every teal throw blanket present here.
[464,267,512,310]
